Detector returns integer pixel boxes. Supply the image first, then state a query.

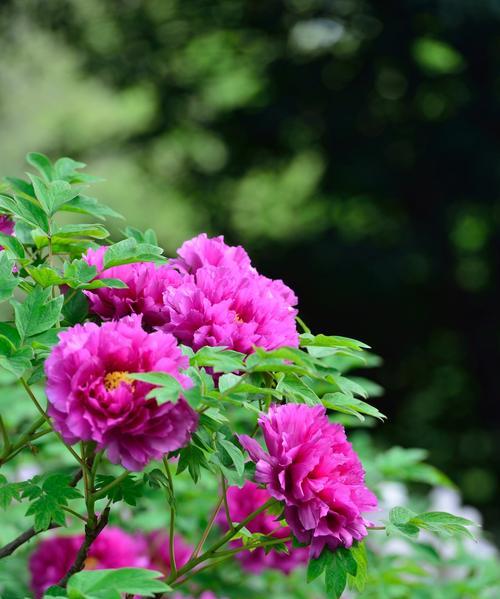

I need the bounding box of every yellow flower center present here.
[234,313,244,324]
[104,370,133,391]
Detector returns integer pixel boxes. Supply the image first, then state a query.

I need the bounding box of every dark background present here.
[0,0,498,536]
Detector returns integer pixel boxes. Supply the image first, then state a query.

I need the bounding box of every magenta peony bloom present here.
[83,246,183,328]
[0,214,14,237]
[171,233,252,274]
[162,265,298,353]
[45,315,198,470]
[239,404,377,558]
[217,481,308,574]
[144,531,193,575]
[29,527,147,597]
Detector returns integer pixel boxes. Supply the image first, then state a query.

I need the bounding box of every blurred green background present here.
[0,0,498,538]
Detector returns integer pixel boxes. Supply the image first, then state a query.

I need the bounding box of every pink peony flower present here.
[45,315,198,471]
[29,527,147,598]
[83,246,183,328]
[143,531,193,575]
[217,481,308,573]
[162,265,298,354]
[239,404,377,558]
[170,233,252,274]
[0,214,14,237]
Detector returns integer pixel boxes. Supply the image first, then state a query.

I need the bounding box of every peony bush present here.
[0,153,496,599]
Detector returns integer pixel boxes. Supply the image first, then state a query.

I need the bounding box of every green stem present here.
[368,526,385,531]
[20,378,85,468]
[213,535,293,559]
[0,426,52,465]
[163,456,177,579]
[0,416,11,453]
[167,498,277,585]
[221,472,233,531]
[191,495,224,560]
[170,525,289,591]
[61,506,87,523]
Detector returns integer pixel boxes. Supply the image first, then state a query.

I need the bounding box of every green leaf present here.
[347,542,368,592]
[66,568,171,599]
[300,333,370,350]
[276,373,320,405]
[218,437,245,476]
[322,392,386,421]
[177,444,209,483]
[129,371,184,404]
[29,175,79,216]
[61,195,123,221]
[103,238,165,268]
[11,287,63,341]
[0,252,18,301]
[62,290,89,325]
[307,548,333,582]
[0,232,25,259]
[0,475,22,509]
[0,347,32,381]
[325,551,348,599]
[53,224,110,240]
[43,585,67,597]
[12,194,49,232]
[53,157,87,181]
[122,226,158,245]
[24,474,82,532]
[26,152,54,181]
[389,506,416,525]
[94,474,143,506]
[27,266,66,288]
[79,278,128,290]
[411,511,476,539]
[192,346,246,373]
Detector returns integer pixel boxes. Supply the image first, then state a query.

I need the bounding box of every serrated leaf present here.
[94,474,143,506]
[307,548,332,582]
[11,287,63,341]
[177,444,209,483]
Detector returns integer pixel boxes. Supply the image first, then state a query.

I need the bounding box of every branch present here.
[58,506,110,587]
[0,523,59,559]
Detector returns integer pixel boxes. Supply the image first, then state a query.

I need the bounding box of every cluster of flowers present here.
[45,234,299,471]
[8,223,377,578]
[29,528,216,599]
